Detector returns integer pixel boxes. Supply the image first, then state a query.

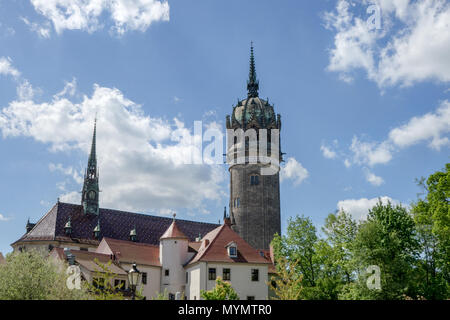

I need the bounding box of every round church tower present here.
[225,45,282,250]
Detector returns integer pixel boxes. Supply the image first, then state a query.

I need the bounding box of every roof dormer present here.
[226,241,238,258]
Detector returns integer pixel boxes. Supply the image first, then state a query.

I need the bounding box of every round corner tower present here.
[225,44,282,250]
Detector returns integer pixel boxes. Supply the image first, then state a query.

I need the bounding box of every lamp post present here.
[128,263,141,300]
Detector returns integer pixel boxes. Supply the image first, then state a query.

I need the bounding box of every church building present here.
[11,45,281,300]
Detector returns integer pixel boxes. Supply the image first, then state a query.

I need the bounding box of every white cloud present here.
[337,196,399,220]
[325,100,449,185]
[320,144,337,159]
[280,157,309,186]
[21,16,51,38]
[324,0,450,88]
[0,57,20,78]
[350,137,393,167]
[16,80,40,101]
[0,79,226,213]
[388,100,450,150]
[29,0,170,36]
[49,163,84,184]
[364,169,384,186]
[0,213,11,221]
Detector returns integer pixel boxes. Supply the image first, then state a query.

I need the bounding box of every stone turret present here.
[226,44,282,250]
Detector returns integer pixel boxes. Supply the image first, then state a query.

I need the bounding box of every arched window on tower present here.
[250,175,259,186]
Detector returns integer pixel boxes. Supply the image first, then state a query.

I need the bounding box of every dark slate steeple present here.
[247,42,259,98]
[81,119,99,215]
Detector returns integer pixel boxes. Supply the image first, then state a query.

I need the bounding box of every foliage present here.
[272,162,449,300]
[85,259,126,300]
[269,254,303,300]
[349,201,419,299]
[0,250,92,300]
[411,163,450,299]
[152,288,169,300]
[200,277,239,300]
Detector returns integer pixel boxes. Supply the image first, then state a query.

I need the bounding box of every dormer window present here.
[226,242,237,258]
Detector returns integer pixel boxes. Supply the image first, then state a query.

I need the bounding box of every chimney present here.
[269,244,274,264]
[64,248,75,266]
[26,219,35,233]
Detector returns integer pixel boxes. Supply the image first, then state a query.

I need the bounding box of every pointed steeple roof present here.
[247,42,259,98]
[82,119,100,215]
[88,117,97,168]
[160,214,188,240]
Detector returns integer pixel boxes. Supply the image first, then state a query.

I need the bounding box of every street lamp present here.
[128,263,141,300]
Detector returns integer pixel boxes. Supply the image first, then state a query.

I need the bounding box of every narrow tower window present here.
[250,175,259,185]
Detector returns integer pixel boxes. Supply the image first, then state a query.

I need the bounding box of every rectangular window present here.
[247,296,255,300]
[93,278,105,290]
[251,269,259,282]
[114,279,126,290]
[80,247,88,251]
[250,175,259,185]
[223,268,231,281]
[237,198,240,207]
[165,269,169,277]
[142,272,147,285]
[208,268,216,281]
[228,246,237,257]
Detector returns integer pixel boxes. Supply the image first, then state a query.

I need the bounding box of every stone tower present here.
[225,44,282,250]
[81,119,100,215]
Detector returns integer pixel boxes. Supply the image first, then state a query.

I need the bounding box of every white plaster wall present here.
[186,262,268,300]
[120,262,161,299]
[159,238,189,296]
[185,263,204,300]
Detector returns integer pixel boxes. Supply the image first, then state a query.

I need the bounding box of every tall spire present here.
[82,119,99,215]
[88,117,97,168]
[247,42,259,98]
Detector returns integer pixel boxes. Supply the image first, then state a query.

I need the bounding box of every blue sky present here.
[0,0,449,254]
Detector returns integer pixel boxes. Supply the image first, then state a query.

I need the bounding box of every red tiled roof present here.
[12,202,218,247]
[51,247,127,275]
[160,220,188,240]
[188,223,271,265]
[98,237,161,267]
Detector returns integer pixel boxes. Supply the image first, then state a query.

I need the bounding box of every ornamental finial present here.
[247,42,259,98]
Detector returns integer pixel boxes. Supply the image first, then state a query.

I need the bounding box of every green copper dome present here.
[232,97,276,128]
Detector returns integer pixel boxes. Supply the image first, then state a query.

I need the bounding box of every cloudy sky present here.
[0,0,449,254]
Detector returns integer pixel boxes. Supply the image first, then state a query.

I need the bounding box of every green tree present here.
[85,259,127,300]
[0,250,91,300]
[200,277,239,300]
[271,215,328,299]
[347,200,419,300]
[269,255,303,300]
[411,163,450,299]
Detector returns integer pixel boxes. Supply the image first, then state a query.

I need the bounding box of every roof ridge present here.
[192,224,226,263]
[103,237,159,248]
[11,202,59,245]
[58,202,220,226]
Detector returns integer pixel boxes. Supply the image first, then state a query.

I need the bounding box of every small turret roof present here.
[160,218,189,240]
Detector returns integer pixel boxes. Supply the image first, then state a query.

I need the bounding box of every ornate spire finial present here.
[89,117,97,165]
[247,42,259,98]
[173,212,176,221]
[82,119,100,215]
